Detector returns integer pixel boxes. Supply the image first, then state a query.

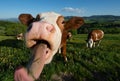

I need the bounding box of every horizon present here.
[1,14,120,20]
[0,0,120,19]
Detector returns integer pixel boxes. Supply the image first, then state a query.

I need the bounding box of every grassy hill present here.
[0,15,120,81]
[0,34,120,81]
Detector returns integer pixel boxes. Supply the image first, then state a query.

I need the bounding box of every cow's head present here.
[14,12,84,81]
[86,38,94,48]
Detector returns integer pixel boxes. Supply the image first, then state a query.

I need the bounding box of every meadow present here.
[0,34,120,81]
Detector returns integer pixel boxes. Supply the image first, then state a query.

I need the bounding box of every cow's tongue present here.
[27,43,50,80]
[14,43,49,81]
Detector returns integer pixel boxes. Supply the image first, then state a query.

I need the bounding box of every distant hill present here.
[1,15,120,23]
[0,18,19,22]
[65,15,120,23]
[83,15,120,23]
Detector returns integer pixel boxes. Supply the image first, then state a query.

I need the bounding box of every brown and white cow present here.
[14,12,84,81]
[16,33,24,40]
[86,29,104,48]
[67,32,72,40]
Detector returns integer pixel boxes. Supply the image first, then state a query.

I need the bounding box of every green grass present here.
[40,34,120,81]
[0,36,14,41]
[0,34,120,81]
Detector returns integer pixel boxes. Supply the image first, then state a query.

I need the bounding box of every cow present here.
[58,31,72,60]
[14,12,84,81]
[16,33,24,40]
[86,29,104,48]
[67,32,72,41]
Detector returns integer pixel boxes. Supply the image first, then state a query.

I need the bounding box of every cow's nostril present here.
[46,25,54,32]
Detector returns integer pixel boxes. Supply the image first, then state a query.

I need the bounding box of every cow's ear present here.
[64,17,84,30]
[18,14,35,26]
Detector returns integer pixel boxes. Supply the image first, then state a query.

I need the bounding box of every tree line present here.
[0,20,120,36]
[77,21,120,34]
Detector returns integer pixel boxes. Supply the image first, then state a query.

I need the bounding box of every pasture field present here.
[0,34,120,81]
[0,36,14,41]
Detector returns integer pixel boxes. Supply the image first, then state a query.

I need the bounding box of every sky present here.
[0,0,120,18]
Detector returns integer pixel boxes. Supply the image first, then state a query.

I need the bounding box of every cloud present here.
[61,7,84,14]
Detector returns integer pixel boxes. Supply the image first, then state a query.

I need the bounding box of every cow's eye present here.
[27,24,32,31]
[35,17,41,21]
[62,21,65,24]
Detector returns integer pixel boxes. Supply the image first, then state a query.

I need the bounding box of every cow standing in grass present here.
[86,30,104,48]
[16,33,24,40]
[67,32,72,41]
[14,12,84,81]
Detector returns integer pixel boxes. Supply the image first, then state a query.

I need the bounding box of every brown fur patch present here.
[56,16,65,32]
[88,30,104,41]
[19,14,35,26]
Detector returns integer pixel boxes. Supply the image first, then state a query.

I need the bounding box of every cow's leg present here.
[61,44,67,61]
[58,48,61,54]
[86,43,88,48]
[93,42,96,48]
[97,40,101,47]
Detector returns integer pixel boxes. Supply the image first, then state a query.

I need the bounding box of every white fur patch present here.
[37,12,62,64]
[88,38,93,48]
[101,30,104,38]
[95,33,98,40]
